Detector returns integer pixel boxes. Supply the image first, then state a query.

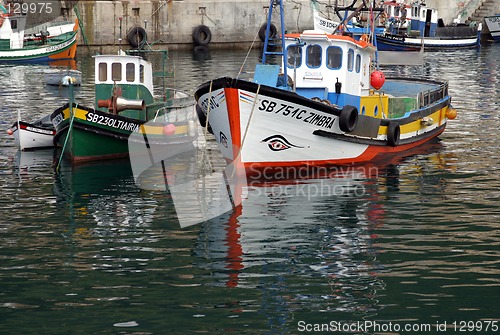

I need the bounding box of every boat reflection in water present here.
[53,159,164,233]
[128,137,448,325]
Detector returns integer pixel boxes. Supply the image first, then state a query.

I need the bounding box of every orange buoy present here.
[370,70,385,90]
[163,124,176,136]
[7,128,13,135]
[446,107,457,120]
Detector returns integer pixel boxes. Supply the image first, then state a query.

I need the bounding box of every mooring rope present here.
[236,28,260,80]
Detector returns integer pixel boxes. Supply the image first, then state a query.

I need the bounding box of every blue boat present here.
[376,2,481,51]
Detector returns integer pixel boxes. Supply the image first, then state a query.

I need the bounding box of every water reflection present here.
[1,44,499,334]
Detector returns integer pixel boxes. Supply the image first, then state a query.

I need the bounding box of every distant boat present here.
[376,2,481,51]
[482,15,500,42]
[7,113,56,151]
[0,7,78,63]
[44,68,82,86]
[311,0,385,39]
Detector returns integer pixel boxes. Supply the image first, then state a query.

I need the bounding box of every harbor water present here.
[0,44,499,334]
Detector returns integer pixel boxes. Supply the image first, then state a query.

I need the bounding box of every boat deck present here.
[382,79,442,98]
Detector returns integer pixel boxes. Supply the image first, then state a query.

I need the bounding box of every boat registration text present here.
[86,112,139,132]
[259,99,335,129]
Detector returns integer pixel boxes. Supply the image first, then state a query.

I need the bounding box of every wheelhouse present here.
[93,54,154,106]
[283,31,375,107]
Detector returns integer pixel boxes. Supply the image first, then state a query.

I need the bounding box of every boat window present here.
[140,64,144,83]
[11,20,17,30]
[374,105,379,117]
[355,54,361,73]
[361,106,366,115]
[126,63,135,82]
[111,63,122,81]
[394,6,400,17]
[326,46,342,69]
[98,62,107,81]
[306,44,322,68]
[286,45,302,68]
[347,49,354,71]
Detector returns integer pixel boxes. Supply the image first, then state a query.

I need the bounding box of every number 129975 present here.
[6,2,53,14]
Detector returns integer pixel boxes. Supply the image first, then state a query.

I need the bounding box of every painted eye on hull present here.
[261,134,303,151]
[219,132,228,148]
[269,139,290,151]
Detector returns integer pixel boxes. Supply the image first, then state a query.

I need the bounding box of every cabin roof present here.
[285,32,374,50]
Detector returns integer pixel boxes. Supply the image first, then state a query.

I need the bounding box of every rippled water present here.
[0,44,499,334]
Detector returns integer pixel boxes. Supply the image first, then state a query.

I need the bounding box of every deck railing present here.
[418,81,448,108]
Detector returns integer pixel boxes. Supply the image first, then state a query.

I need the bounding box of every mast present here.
[261,0,288,89]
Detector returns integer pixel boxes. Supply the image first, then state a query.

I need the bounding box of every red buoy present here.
[370,70,385,90]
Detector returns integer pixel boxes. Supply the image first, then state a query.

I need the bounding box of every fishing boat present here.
[0,8,78,63]
[44,68,82,86]
[7,113,56,150]
[376,1,481,51]
[50,50,198,163]
[194,0,457,172]
[311,0,385,39]
[482,15,500,42]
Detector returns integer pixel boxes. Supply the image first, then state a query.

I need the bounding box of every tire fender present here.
[127,27,147,48]
[338,105,358,133]
[387,122,401,146]
[258,23,277,42]
[193,25,212,46]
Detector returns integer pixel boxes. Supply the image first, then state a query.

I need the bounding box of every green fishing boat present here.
[50,51,198,163]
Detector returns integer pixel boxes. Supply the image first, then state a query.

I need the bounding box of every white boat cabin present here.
[410,3,438,37]
[0,14,27,49]
[282,31,375,106]
[94,54,154,98]
[382,1,411,29]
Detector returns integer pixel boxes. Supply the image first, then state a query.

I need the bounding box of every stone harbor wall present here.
[12,0,494,49]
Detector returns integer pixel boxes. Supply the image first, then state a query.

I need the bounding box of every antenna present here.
[119,17,123,53]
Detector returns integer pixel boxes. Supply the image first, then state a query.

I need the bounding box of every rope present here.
[236,28,260,79]
[56,103,78,173]
[199,81,214,173]
[232,84,261,172]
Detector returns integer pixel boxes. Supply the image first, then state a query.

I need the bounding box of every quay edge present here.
[20,0,500,50]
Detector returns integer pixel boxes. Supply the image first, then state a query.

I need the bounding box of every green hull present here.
[52,103,196,163]
[58,126,131,162]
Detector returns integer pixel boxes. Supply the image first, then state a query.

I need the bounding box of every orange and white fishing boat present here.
[194,0,456,172]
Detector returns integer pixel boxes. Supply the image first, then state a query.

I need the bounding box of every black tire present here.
[258,23,277,42]
[127,26,147,48]
[339,105,358,133]
[193,25,212,46]
[387,122,400,146]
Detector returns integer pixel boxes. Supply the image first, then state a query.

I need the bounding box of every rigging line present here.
[236,28,260,79]
[200,81,214,173]
[231,84,261,179]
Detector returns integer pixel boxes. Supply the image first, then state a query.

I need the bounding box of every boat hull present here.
[483,16,500,42]
[51,103,197,163]
[0,31,77,63]
[10,121,56,150]
[376,34,480,51]
[44,69,82,86]
[195,77,451,169]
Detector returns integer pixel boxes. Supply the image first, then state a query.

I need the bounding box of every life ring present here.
[387,122,400,146]
[339,105,358,133]
[127,26,147,48]
[360,34,369,42]
[192,25,212,46]
[258,23,277,42]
